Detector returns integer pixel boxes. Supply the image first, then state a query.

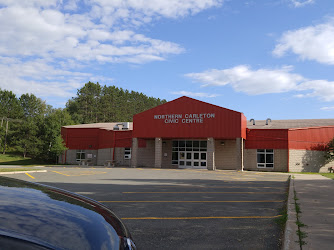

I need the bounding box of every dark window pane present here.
[186,141,192,147]
[266,154,274,163]
[257,149,265,152]
[193,147,199,151]
[186,153,192,159]
[194,153,199,160]
[173,141,178,147]
[172,152,178,161]
[172,160,178,165]
[179,148,185,151]
[266,164,274,168]
[179,141,185,147]
[186,161,192,166]
[201,153,206,160]
[266,149,274,153]
[257,154,265,163]
[172,147,178,152]
[200,141,207,148]
[179,161,184,165]
[194,162,199,166]
[201,162,206,166]
[193,141,199,147]
[257,164,265,168]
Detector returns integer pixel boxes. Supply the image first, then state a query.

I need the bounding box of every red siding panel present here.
[63,128,133,149]
[245,129,288,149]
[114,130,132,148]
[288,127,334,150]
[133,96,246,139]
[65,128,100,149]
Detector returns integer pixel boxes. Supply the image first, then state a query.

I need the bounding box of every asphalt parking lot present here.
[10,167,289,250]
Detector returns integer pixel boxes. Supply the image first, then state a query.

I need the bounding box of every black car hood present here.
[0,176,131,249]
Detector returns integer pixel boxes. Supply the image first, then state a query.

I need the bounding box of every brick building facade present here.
[60,96,334,172]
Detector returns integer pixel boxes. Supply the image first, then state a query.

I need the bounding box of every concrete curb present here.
[0,170,47,175]
[283,176,300,250]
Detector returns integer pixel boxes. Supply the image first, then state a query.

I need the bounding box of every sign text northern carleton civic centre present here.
[154,113,215,124]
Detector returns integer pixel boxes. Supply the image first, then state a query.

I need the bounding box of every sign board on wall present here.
[154,113,216,124]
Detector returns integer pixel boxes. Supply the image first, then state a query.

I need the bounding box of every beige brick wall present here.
[162,140,175,169]
[137,139,155,167]
[65,149,98,165]
[244,149,288,172]
[97,148,113,166]
[114,147,131,167]
[215,140,237,170]
[289,149,333,173]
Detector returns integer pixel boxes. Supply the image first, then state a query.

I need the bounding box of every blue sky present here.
[1,0,334,119]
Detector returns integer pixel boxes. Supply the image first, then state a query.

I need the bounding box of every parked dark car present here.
[0,176,136,249]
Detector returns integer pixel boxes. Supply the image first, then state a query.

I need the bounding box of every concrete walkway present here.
[285,174,334,250]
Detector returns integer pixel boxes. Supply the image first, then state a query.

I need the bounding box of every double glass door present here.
[179,151,207,169]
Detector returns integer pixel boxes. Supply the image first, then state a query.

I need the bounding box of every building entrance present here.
[172,140,207,169]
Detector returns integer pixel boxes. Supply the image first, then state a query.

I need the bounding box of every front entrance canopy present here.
[133,96,247,139]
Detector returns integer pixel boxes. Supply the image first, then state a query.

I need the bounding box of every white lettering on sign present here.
[154,113,215,124]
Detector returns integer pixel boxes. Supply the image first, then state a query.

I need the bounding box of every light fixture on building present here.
[221,141,225,146]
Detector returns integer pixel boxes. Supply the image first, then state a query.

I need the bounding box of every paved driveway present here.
[10,167,289,250]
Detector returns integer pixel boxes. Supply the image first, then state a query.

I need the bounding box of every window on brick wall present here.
[76,150,85,162]
[257,149,274,168]
[124,148,131,159]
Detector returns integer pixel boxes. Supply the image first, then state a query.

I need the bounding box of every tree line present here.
[0,82,166,162]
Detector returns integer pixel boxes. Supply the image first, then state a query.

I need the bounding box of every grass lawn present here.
[321,173,334,180]
[0,153,43,166]
[290,171,334,180]
[0,168,37,172]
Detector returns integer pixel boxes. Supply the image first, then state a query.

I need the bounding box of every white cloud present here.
[298,80,334,102]
[273,19,334,65]
[321,106,334,111]
[185,65,334,102]
[171,91,219,98]
[0,0,222,105]
[290,0,314,8]
[185,65,303,95]
[90,0,223,21]
[0,56,111,100]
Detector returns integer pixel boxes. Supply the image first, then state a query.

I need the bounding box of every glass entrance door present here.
[179,152,207,169]
[172,140,207,169]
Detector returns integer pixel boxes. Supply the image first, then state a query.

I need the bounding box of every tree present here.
[0,89,22,153]
[39,108,74,162]
[325,138,334,163]
[14,94,46,158]
[67,82,166,123]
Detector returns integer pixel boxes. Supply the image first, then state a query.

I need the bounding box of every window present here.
[76,150,85,162]
[257,149,274,168]
[124,148,131,159]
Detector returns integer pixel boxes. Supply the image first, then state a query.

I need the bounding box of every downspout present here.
[287,130,290,173]
[112,130,116,162]
[65,129,68,164]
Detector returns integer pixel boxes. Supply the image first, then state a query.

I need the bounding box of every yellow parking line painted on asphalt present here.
[121,215,282,220]
[52,171,107,176]
[122,191,284,194]
[69,172,107,176]
[99,200,284,203]
[52,171,71,176]
[25,173,35,179]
